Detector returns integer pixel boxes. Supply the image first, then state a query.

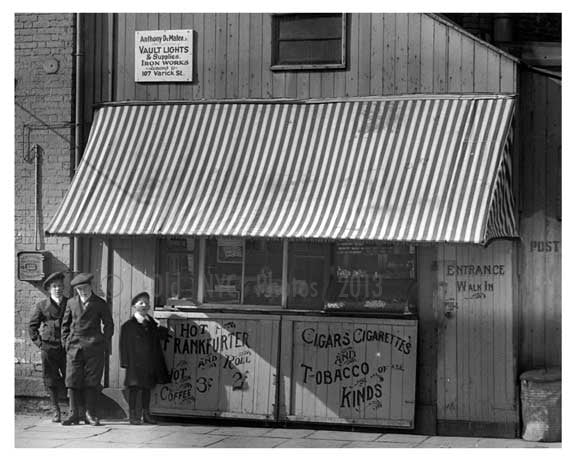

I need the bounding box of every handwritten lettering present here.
[173,331,249,355]
[223,352,252,369]
[446,264,505,276]
[301,327,412,355]
[197,355,218,370]
[301,328,350,348]
[179,323,209,338]
[160,383,195,402]
[168,366,191,383]
[300,362,370,385]
[334,347,357,367]
[340,383,383,408]
[530,240,561,252]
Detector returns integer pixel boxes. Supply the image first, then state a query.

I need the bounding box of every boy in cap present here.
[28,271,68,422]
[119,291,171,424]
[61,272,114,426]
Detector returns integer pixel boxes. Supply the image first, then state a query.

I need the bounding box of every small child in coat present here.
[119,292,171,425]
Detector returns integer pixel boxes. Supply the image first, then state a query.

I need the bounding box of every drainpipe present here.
[33,143,41,251]
[73,13,84,274]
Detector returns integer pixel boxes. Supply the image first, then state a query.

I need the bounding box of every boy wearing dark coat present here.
[28,271,68,422]
[120,291,171,425]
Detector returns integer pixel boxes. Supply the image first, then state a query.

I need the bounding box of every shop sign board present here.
[17,251,48,281]
[135,29,193,82]
[281,315,418,427]
[150,314,280,419]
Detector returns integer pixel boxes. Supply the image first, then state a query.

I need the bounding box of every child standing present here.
[119,292,171,425]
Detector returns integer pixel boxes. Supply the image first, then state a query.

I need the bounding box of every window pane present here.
[278,14,343,40]
[277,39,342,65]
[204,238,243,304]
[329,243,416,311]
[288,242,329,309]
[273,13,344,67]
[157,237,197,305]
[243,240,283,305]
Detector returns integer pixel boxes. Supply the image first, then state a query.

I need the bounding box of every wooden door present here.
[434,241,518,437]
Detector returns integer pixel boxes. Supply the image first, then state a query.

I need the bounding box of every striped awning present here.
[47,95,517,244]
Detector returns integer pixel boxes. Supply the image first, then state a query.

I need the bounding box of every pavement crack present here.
[87,427,112,438]
[413,436,431,447]
[203,436,227,447]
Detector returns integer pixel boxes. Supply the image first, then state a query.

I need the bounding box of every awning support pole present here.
[282,240,288,308]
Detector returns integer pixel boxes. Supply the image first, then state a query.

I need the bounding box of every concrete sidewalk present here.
[14,414,562,448]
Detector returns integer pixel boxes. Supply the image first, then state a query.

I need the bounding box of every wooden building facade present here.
[45,13,561,437]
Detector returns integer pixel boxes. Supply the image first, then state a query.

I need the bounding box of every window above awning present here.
[46,95,517,244]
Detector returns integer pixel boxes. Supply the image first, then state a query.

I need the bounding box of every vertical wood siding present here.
[518,71,561,371]
[416,246,438,433]
[150,313,279,419]
[434,241,517,428]
[280,315,418,427]
[107,238,156,388]
[85,12,516,108]
[80,13,523,430]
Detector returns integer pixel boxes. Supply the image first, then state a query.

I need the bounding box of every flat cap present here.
[131,291,150,305]
[70,272,94,288]
[43,271,65,290]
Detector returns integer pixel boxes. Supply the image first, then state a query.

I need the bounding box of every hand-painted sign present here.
[150,316,279,419]
[287,318,417,427]
[443,262,507,299]
[529,240,561,252]
[135,30,193,82]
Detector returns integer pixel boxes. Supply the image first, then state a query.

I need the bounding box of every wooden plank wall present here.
[434,241,517,432]
[107,238,156,388]
[81,13,522,429]
[84,13,517,109]
[150,314,280,418]
[280,316,418,427]
[416,246,438,434]
[518,70,562,372]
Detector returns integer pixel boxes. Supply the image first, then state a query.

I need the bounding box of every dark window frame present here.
[155,237,199,307]
[271,13,347,71]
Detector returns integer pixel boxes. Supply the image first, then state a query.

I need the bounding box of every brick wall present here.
[15,13,75,386]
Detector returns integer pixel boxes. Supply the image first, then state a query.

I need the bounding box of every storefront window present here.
[287,242,331,309]
[328,242,416,312]
[156,237,198,306]
[244,240,282,305]
[204,238,283,305]
[157,238,416,311]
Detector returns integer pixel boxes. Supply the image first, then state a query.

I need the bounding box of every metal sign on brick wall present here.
[135,29,193,82]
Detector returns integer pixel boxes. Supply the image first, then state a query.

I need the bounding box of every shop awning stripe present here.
[46,95,517,243]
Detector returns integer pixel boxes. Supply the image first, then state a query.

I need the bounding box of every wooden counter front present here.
[150,310,417,427]
[279,315,418,428]
[150,311,280,420]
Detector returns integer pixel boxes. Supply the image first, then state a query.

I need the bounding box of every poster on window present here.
[217,238,243,264]
[135,29,193,82]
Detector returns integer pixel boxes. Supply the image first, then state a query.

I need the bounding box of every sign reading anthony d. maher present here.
[135,29,193,83]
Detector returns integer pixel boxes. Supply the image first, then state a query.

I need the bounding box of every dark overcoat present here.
[119,316,170,389]
[28,297,68,387]
[61,294,114,388]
